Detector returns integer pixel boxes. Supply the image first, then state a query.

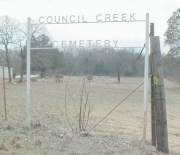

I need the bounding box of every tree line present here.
[12,46,145,79]
[0,8,180,83]
[0,15,145,82]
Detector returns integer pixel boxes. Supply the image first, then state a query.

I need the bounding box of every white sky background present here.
[0,0,179,52]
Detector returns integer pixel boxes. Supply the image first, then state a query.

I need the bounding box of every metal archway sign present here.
[26,13,149,140]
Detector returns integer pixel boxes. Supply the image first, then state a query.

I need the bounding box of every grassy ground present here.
[0,76,179,155]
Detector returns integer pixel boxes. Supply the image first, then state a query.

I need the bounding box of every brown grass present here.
[0,76,179,155]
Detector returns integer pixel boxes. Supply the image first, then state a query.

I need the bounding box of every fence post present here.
[150,23,156,146]
[2,65,7,120]
[150,36,169,153]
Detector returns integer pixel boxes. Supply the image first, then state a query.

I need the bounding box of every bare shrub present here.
[31,120,41,129]
[87,75,93,82]
[78,79,91,133]
[0,144,8,151]
[64,78,92,135]
[55,74,64,83]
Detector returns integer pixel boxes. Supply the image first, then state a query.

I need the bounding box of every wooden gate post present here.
[150,23,156,146]
[150,36,169,153]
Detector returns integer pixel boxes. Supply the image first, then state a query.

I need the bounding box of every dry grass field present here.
[0,76,179,155]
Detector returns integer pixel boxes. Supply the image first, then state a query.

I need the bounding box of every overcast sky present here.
[0,0,179,51]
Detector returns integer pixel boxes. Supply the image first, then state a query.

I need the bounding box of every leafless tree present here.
[16,21,47,82]
[0,16,19,82]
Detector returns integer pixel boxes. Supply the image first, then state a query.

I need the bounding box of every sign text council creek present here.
[39,13,137,24]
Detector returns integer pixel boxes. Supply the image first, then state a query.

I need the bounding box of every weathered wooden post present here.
[150,23,156,146]
[150,35,169,153]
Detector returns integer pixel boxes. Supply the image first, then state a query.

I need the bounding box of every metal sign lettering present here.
[38,13,144,24]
